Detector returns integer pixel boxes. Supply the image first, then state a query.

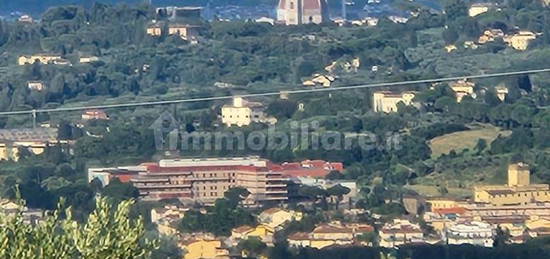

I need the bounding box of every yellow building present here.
[231,224,275,245]
[474,163,550,206]
[468,3,493,17]
[449,80,475,102]
[302,74,335,87]
[372,91,416,113]
[478,29,504,44]
[288,222,374,249]
[221,97,276,127]
[181,239,229,259]
[0,128,63,161]
[496,85,509,101]
[146,24,162,36]
[258,208,303,229]
[168,24,199,41]
[445,44,457,53]
[504,31,537,51]
[426,198,463,211]
[18,54,62,65]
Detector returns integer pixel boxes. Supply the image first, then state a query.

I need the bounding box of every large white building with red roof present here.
[277,0,329,25]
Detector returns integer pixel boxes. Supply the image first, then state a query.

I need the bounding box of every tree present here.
[325,170,345,180]
[475,139,487,154]
[0,197,158,258]
[442,26,459,45]
[238,237,267,258]
[102,178,139,201]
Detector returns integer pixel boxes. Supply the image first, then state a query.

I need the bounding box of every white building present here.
[445,221,494,247]
[277,0,329,25]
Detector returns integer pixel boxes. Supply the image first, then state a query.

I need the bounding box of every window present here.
[290,2,294,9]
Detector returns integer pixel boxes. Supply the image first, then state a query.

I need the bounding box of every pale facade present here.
[168,24,199,41]
[181,239,229,259]
[379,219,424,248]
[79,56,100,63]
[288,222,374,249]
[468,3,492,17]
[504,31,537,51]
[449,80,476,102]
[372,91,416,113]
[27,81,45,91]
[258,208,303,229]
[445,221,494,247]
[18,54,62,65]
[496,86,509,101]
[277,0,328,25]
[221,97,276,127]
[474,163,550,206]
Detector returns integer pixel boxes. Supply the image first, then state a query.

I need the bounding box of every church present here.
[277,0,329,25]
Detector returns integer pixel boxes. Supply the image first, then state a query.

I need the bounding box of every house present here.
[445,44,457,53]
[388,16,408,24]
[478,29,504,44]
[463,41,479,49]
[168,24,200,41]
[27,81,45,91]
[231,224,275,246]
[288,222,374,249]
[151,204,189,235]
[277,0,329,25]
[445,221,494,247]
[303,74,336,87]
[379,219,424,248]
[221,97,277,127]
[0,128,66,161]
[474,163,550,206]
[146,23,163,36]
[495,85,509,101]
[258,208,303,229]
[82,109,109,121]
[156,6,202,21]
[18,54,63,65]
[449,80,476,102]
[372,91,416,113]
[270,159,344,178]
[79,56,100,63]
[18,15,33,23]
[180,238,230,259]
[0,199,45,225]
[504,31,537,51]
[468,3,495,17]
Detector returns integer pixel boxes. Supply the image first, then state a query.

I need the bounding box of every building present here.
[89,157,288,204]
[277,0,329,25]
[151,204,189,235]
[82,109,109,121]
[445,221,494,247]
[156,6,202,21]
[372,91,416,113]
[468,3,494,17]
[221,97,276,127]
[18,54,63,65]
[0,199,45,225]
[231,224,275,246]
[495,85,509,101]
[504,31,537,51]
[0,128,66,161]
[270,160,344,178]
[288,222,374,249]
[379,219,424,248]
[474,163,550,206]
[258,208,303,229]
[449,80,476,102]
[302,74,335,87]
[18,15,33,23]
[478,29,504,44]
[168,24,199,41]
[79,56,100,63]
[180,238,230,259]
[146,23,163,36]
[27,81,45,91]
[426,198,466,212]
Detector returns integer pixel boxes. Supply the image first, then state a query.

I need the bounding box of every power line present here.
[1,68,550,117]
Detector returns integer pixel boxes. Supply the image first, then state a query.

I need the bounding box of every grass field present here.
[404,184,472,199]
[429,124,512,158]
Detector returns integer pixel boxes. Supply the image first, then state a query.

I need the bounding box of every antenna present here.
[342,0,347,21]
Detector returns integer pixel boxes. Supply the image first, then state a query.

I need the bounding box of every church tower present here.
[277,0,327,25]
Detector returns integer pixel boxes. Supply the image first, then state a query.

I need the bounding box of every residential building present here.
[180,238,230,259]
[258,208,303,229]
[379,219,424,248]
[372,91,416,113]
[474,163,550,206]
[478,29,504,44]
[18,54,63,65]
[288,222,374,249]
[168,24,199,41]
[426,198,466,212]
[468,3,494,17]
[146,23,163,36]
[463,202,550,219]
[277,0,329,25]
[445,44,457,53]
[0,199,45,225]
[445,221,494,247]
[82,109,109,121]
[495,85,509,101]
[0,128,67,161]
[449,80,476,102]
[221,97,276,127]
[504,31,537,51]
[156,6,203,21]
[231,224,275,246]
[27,81,45,91]
[89,157,288,204]
[79,56,100,63]
[88,166,145,186]
[302,74,336,87]
[18,15,33,23]
[270,159,344,178]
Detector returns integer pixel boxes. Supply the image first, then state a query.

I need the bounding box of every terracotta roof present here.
[232,225,254,234]
[433,207,466,215]
[313,224,353,234]
[288,232,311,240]
[303,0,321,10]
[381,225,422,234]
